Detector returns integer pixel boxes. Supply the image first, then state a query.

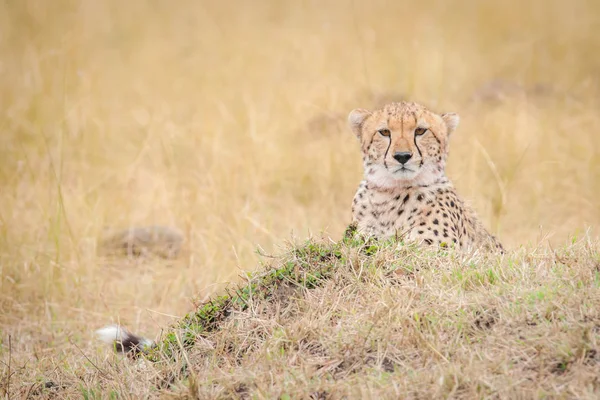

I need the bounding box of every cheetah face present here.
[348,102,459,188]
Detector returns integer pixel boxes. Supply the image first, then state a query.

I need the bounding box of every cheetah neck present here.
[352,176,458,242]
[365,175,452,193]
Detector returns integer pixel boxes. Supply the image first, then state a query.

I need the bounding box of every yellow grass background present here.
[1,0,599,385]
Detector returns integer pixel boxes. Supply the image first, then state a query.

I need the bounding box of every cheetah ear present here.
[442,113,460,135]
[348,108,372,138]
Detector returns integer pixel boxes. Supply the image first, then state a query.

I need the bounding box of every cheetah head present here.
[348,102,459,188]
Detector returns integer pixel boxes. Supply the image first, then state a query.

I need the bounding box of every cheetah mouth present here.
[392,166,416,174]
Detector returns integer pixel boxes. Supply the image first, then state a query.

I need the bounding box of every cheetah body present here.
[348,102,503,251]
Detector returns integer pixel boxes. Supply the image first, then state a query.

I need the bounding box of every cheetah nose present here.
[393,152,413,165]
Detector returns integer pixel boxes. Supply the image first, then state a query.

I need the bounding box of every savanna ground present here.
[1,0,599,398]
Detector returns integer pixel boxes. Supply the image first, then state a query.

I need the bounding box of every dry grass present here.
[126,237,600,399]
[0,0,599,398]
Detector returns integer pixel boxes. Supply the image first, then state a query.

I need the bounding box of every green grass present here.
[154,239,346,360]
[83,235,600,398]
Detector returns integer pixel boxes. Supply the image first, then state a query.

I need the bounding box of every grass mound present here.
[103,235,600,399]
[154,238,344,361]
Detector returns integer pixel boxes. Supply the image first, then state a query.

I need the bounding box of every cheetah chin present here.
[367,162,440,189]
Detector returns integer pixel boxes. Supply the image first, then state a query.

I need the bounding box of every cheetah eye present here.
[415,127,428,136]
[378,129,391,137]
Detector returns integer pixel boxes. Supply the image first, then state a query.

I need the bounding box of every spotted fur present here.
[349,101,503,252]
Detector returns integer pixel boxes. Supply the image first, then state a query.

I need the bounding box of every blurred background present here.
[1,0,599,376]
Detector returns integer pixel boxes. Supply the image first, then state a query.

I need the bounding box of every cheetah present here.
[348,101,503,252]
[96,325,153,357]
